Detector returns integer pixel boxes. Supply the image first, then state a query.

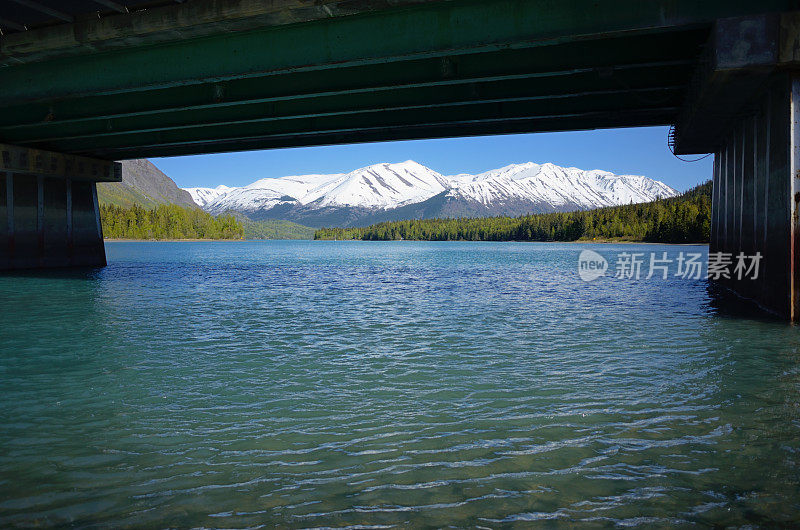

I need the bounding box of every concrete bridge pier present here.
[0,144,121,270]
[707,74,799,319]
[674,13,800,321]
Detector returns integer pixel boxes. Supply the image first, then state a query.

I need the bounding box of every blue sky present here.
[152,126,712,192]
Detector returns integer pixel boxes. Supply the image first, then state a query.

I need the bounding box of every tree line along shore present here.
[100,181,711,243]
[313,181,711,244]
[100,204,243,240]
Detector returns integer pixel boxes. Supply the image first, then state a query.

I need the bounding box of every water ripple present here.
[1,241,799,527]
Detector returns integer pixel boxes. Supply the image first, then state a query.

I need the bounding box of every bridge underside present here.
[0,30,697,160]
[0,0,793,159]
[0,0,799,319]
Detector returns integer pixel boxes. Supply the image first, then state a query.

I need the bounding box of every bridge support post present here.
[675,13,800,320]
[708,74,800,319]
[0,144,121,270]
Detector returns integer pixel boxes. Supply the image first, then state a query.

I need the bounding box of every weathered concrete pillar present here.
[675,13,800,320]
[0,144,120,269]
[708,75,796,318]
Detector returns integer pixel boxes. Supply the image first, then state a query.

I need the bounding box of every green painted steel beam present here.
[0,29,704,130]
[18,85,683,145]
[86,108,676,159]
[1,0,796,158]
[9,66,688,145]
[39,91,681,154]
[0,0,794,104]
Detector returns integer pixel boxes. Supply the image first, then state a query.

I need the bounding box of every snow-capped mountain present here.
[184,185,232,208]
[446,162,676,210]
[185,161,678,227]
[200,161,448,215]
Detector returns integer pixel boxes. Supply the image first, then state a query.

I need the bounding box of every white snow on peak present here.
[182,160,679,215]
[445,162,675,208]
[306,161,449,209]
[184,185,232,208]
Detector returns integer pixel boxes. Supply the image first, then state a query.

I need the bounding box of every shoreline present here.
[106,238,709,245]
[567,239,709,245]
[105,238,248,242]
[312,239,710,245]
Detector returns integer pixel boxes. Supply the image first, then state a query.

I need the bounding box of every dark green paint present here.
[0,0,796,158]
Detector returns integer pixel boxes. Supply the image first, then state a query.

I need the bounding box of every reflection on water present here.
[1,241,799,527]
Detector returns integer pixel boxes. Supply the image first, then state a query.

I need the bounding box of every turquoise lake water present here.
[1,240,799,527]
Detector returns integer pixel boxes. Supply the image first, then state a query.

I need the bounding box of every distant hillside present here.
[241,218,315,240]
[98,159,197,208]
[315,181,712,244]
[222,211,314,239]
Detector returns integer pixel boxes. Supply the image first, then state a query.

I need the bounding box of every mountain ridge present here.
[99,159,198,209]
[185,161,678,228]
